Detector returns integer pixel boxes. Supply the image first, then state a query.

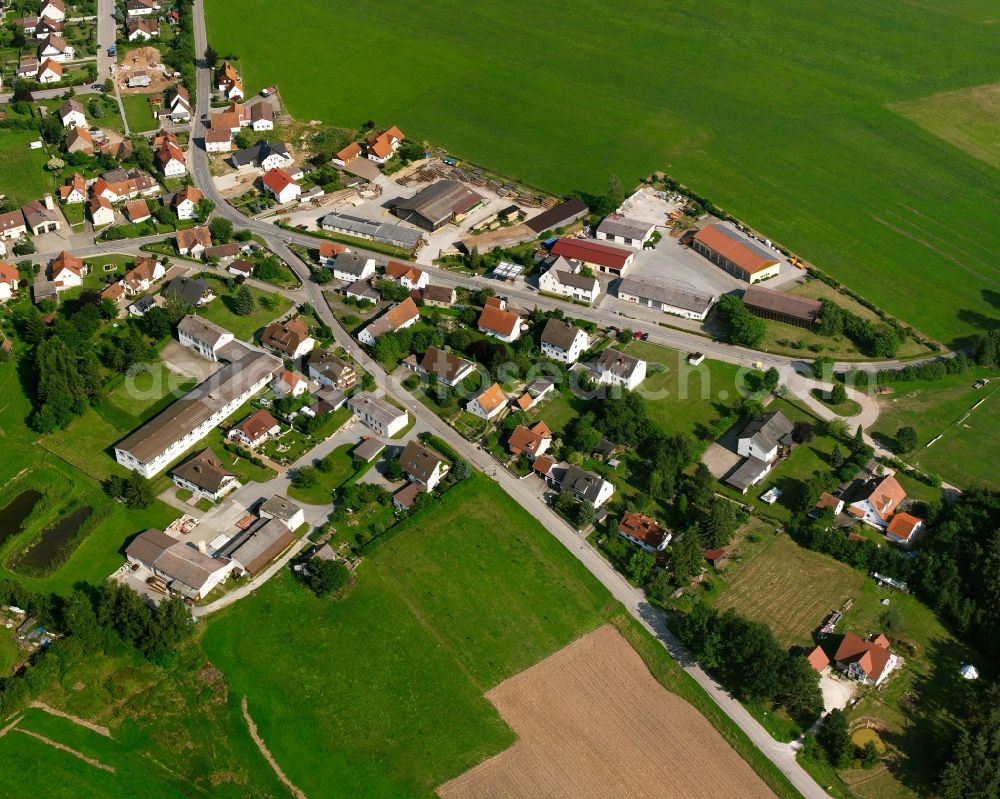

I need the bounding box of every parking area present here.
[818,668,856,712]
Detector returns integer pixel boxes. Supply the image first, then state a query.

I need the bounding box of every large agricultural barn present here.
[691,223,781,283]
[741,284,821,329]
[550,238,635,275]
[391,180,485,231]
[616,278,715,321]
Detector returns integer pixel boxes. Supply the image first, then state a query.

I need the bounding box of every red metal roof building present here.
[550,238,635,274]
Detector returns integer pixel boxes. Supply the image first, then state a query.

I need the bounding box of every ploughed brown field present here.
[437,625,776,799]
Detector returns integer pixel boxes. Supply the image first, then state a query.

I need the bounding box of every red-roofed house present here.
[806,645,830,673]
[849,474,907,530]
[834,631,899,686]
[49,251,87,289]
[550,237,635,275]
[228,409,280,449]
[157,141,186,177]
[0,262,20,302]
[508,421,552,460]
[366,126,405,164]
[261,169,301,204]
[271,369,309,398]
[58,173,87,204]
[617,512,672,553]
[467,383,507,421]
[333,142,362,166]
[477,304,522,343]
[384,260,428,290]
[885,512,923,545]
[125,199,151,224]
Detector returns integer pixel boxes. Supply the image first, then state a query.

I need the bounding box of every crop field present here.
[871,368,1000,489]
[893,81,1000,170]
[713,534,864,648]
[202,475,615,798]
[205,0,1000,345]
[0,129,55,206]
[438,625,776,799]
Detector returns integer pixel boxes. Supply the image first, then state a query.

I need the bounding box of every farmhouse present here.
[218,517,296,578]
[508,421,552,460]
[467,383,507,421]
[230,141,293,171]
[742,284,821,329]
[319,212,423,250]
[477,304,522,342]
[64,126,94,154]
[617,512,672,552]
[174,226,213,258]
[204,127,233,153]
[307,349,358,390]
[848,474,906,530]
[550,238,634,275]
[596,214,655,246]
[398,439,446,490]
[171,448,239,502]
[228,409,281,449]
[592,348,647,391]
[125,529,232,601]
[357,296,420,346]
[616,278,715,321]
[247,101,274,131]
[365,126,406,163]
[537,258,600,304]
[524,198,588,234]
[833,631,899,687]
[329,251,376,282]
[540,318,589,364]
[391,180,484,231]
[384,260,428,290]
[347,392,409,437]
[691,223,781,283]
[538,461,614,508]
[216,61,244,100]
[115,339,281,477]
[261,168,301,204]
[405,346,475,387]
[261,317,315,359]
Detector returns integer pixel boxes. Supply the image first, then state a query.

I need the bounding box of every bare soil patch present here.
[16,729,116,773]
[119,46,171,95]
[241,696,307,799]
[29,701,112,738]
[437,625,776,799]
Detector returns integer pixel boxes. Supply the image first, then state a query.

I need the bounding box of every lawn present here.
[0,129,55,206]
[0,632,19,675]
[810,388,862,418]
[205,0,1000,346]
[119,92,159,133]
[712,532,864,648]
[202,475,614,798]
[196,278,293,341]
[286,441,364,504]
[870,367,1000,489]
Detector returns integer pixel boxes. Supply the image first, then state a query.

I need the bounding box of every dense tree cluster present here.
[715,294,766,348]
[299,558,349,597]
[817,299,901,357]
[677,601,823,727]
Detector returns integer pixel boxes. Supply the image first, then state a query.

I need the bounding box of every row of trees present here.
[817,299,901,357]
[677,601,824,727]
[715,294,766,347]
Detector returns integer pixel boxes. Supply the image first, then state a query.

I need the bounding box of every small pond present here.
[15,506,92,570]
[0,490,43,547]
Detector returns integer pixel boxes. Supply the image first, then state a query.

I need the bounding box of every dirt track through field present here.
[437,625,776,799]
[29,701,112,738]
[16,729,116,773]
[241,696,307,799]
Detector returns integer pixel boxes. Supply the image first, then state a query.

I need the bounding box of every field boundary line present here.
[29,701,112,738]
[16,728,116,772]
[0,716,23,738]
[241,696,307,799]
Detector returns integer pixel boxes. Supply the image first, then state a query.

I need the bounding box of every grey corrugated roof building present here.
[390,180,485,231]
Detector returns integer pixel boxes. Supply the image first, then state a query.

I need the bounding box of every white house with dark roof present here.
[398,439,446,491]
[593,348,646,391]
[616,278,716,321]
[537,257,600,304]
[177,315,233,361]
[347,392,408,437]
[596,214,656,247]
[540,318,589,364]
[330,251,376,283]
[737,411,794,463]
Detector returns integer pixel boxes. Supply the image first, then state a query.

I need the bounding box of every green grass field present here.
[287,441,362,504]
[871,368,1000,489]
[0,632,19,675]
[196,278,293,341]
[203,475,614,798]
[0,129,55,206]
[205,0,1000,346]
[713,533,863,648]
[119,92,159,133]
